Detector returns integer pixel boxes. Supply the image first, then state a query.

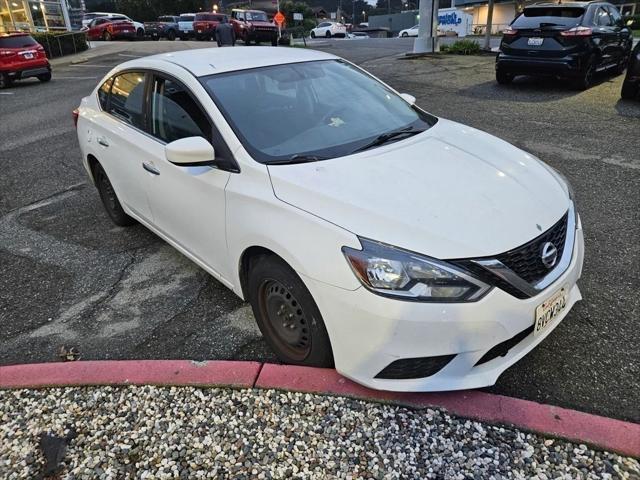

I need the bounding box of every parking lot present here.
[0,39,638,423]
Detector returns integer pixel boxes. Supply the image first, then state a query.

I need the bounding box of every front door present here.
[141,73,232,283]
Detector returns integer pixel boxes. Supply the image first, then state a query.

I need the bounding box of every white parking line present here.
[70,64,114,67]
[54,76,98,80]
[118,54,142,58]
[0,92,14,95]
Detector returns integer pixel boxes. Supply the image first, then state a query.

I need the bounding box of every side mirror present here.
[399,93,416,105]
[165,137,215,166]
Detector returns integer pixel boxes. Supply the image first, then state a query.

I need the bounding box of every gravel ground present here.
[0,387,638,479]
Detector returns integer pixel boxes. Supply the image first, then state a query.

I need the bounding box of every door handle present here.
[142,162,160,175]
[97,137,109,147]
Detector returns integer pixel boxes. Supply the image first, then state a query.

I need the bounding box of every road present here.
[0,39,638,423]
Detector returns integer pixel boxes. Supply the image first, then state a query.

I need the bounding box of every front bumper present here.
[496,52,587,77]
[303,218,584,392]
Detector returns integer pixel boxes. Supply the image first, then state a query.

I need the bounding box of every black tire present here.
[37,72,51,82]
[271,36,278,46]
[310,31,315,38]
[93,163,136,227]
[496,69,514,85]
[103,30,112,41]
[325,30,331,38]
[247,255,334,367]
[572,56,596,90]
[621,79,637,100]
[0,72,12,89]
[401,32,408,37]
[152,35,160,41]
[136,28,144,39]
[167,29,176,41]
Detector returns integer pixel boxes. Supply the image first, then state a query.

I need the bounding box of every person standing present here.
[216,16,235,47]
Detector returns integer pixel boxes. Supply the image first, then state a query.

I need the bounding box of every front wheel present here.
[0,73,12,89]
[310,31,316,38]
[247,255,334,367]
[401,32,408,37]
[325,30,331,38]
[93,163,136,227]
[167,29,176,41]
[271,36,278,46]
[37,72,51,82]
[621,79,637,100]
[136,28,144,39]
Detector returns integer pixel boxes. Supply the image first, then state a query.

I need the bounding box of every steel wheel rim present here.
[258,279,311,361]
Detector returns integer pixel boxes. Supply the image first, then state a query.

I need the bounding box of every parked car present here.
[74,47,584,392]
[230,9,278,45]
[144,16,180,41]
[621,40,640,99]
[310,21,347,38]
[194,12,227,40]
[178,13,196,40]
[0,33,51,89]
[82,12,145,37]
[399,25,419,37]
[496,1,632,89]
[85,17,137,41]
[348,31,370,39]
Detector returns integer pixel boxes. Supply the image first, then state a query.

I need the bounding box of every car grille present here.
[375,354,456,380]
[496,212,568,284]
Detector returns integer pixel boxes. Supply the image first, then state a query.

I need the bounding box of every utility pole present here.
[413,0,438,53]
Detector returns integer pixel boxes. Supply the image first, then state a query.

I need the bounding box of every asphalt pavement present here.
[0,39,638,423]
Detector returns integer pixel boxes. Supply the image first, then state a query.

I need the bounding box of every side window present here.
[607,6,622,25]
[150,76,212,144]
[595,7,612,26]
[98,76,113,110]
[108,72,146,129]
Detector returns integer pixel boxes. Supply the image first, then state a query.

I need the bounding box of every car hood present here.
[267,118,570,259]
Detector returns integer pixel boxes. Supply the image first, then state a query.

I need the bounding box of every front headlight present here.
[342,239,492,302]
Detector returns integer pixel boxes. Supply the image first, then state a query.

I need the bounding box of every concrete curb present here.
[1,360,638,458]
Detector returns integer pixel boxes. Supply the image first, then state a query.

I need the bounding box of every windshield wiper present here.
[352,126,425,154]
[267,154,328,165]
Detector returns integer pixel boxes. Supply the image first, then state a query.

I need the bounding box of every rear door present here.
[503,6,586,58]
[605,5,631,61]
[592,6,618,65]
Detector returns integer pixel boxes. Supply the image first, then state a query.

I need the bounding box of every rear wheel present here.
[621,79,637,100]
[37,72,51,82]
[271,36,278,46]
[247,255,334,367]
[572,56,596,90]
[325,30,331,38]
[167,29,176,41]
[401,32,408,37]
[0,73,12,89]
[243,32,251,45]
[496,69,514,85]
[136,28,144,39]
[93,163,136,227]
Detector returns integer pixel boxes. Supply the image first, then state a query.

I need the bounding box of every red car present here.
[85,17,137,41]
[0,33,51,89]
[230,9,278,46]
[193,13,227,40]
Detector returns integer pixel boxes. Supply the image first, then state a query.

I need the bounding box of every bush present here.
[31,31,89,59]
[441,39,481,55]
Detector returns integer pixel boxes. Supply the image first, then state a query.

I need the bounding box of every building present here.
[0,0,85,33]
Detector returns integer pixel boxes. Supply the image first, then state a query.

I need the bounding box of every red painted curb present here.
[256,364,640,458]
[0,360,261,389]
[1,360,637,458]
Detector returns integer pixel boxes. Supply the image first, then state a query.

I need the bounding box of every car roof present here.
[141,46,337,78]
[527,1,600,7]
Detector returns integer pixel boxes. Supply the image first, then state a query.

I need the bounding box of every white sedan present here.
[310,21,347,38]
[74,47,584,392]
[399,25,419,37]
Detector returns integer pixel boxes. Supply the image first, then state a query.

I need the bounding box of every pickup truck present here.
[230,9,278,46]
[144,16,180,40]
[178,13,196,40]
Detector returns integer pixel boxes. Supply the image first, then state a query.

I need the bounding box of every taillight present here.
[72,108,79,128]
[502,26,517,36]
[560,26,592,37]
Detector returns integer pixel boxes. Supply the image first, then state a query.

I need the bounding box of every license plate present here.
[527,37,544,46]
[23,53,34,59]
[534,287,568,335]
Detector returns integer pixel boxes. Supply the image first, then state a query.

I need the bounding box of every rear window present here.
[0,35,38,48]
[179,15,195,21]
[512,7,585,28]
[158,16,175,22]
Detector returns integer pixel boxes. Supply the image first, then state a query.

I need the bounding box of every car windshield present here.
[246,11,268,21]
[0,35,38,48]
[201,60,437,163]
[159,16,175,22]
[512,7,585,28]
